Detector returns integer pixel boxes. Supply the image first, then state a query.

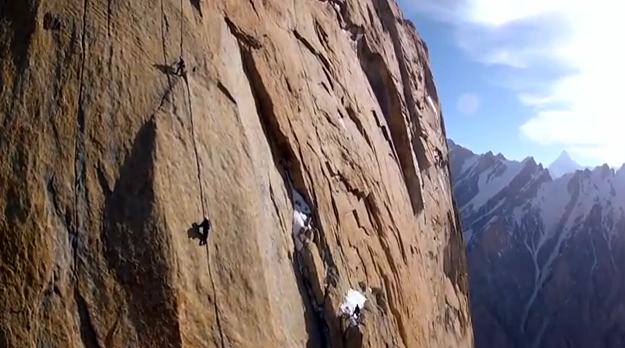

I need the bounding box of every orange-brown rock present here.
[0,0,473,347]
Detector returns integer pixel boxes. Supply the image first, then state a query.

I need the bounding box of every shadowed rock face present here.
[0,1,473,347]
[450,141,625,348]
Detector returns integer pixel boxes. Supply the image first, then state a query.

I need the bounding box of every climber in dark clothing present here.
[174,55,187,77]
[198,217,212,246]
[353,305,361,319]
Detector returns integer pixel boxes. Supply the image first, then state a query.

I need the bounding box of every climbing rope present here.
[183,81,207,216]
[185,82,225,348]
[177,0,205,217]
[179,0,184,56]
[177,5,225,348]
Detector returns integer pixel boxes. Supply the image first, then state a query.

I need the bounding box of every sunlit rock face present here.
[0,1,473,347]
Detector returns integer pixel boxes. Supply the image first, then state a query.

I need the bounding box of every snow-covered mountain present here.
[548,150,584,178]
[449,139,625,348]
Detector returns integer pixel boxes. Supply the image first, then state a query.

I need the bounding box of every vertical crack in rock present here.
[159,0,174,93]
[95,162,112,198]
[247,0,258,15]
[224,17,262,49]
[190,0,203,17]
[363,193,403,278]
[74,288,102,348]
[380,274,409,347]
[71,0,97,345]
[292,29,334,85]
[106,0,112,35]
[376,1,431,174]
[444,203,470,297]
[344,103,372,151]
[42,174,68,315]
[377,0,436,178]
[103,309,123,347]
[230,17,349,347]
[73,0,90,268]
[362,192,408,346]
[356,36,424,216]
[442,201,471,335]
[311,20,336,92]
[324,162,366,201]
[371,109,398,162]
[237,41,335,348]
[47,175,63,217]
[382,201,408,265]
[208,258,226,348]
[216,81,237,104]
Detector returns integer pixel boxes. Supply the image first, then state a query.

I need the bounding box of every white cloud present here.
[400,0,625,166]
[456,93,480,115]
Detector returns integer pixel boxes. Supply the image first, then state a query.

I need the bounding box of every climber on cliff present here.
[175,55,187,77]
[197,217,212,246]
[353,305,361,318]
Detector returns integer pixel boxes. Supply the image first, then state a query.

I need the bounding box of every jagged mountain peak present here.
[548,150,584,178]
[557,149,572,161]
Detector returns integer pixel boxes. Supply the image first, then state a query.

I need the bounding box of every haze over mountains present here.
[449,139,625,348]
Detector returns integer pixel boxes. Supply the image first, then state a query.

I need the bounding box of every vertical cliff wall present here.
[0,0,473,347]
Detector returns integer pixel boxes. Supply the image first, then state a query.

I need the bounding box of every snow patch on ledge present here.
[339,288,367,317]
[292,188,312,251]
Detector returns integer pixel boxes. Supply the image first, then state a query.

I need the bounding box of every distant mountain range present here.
[449,139,625,348]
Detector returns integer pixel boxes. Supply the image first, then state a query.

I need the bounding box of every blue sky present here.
[397,0,624,168]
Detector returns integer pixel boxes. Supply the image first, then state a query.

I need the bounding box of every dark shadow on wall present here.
[357,37,424,216]
[291,256,326,348]
[444,203,470,296]
[152,63,177,76]
[370,0,431,173]
[343,324,364,348]
[0,0,38,94]
[101,118,182,348]
[186,222,204,246]
[189,0,202,17]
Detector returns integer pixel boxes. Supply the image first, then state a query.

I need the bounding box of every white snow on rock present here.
[451,139,625,252]
[340,288,367,317]
[427,96,438,115]
[531,175,571,244]
[459,154,480,176]
[292,188,312,251]
[465,159,524,212]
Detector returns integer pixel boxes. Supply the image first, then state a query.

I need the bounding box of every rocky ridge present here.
[450,140,625,348]
[0,1,472,347]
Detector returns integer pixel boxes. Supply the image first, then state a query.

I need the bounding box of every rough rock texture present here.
[0,0,473,347]
[450,140,625,348]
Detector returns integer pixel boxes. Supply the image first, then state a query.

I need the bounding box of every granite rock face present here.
[450,140,625,348]
[0,0,473,347]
